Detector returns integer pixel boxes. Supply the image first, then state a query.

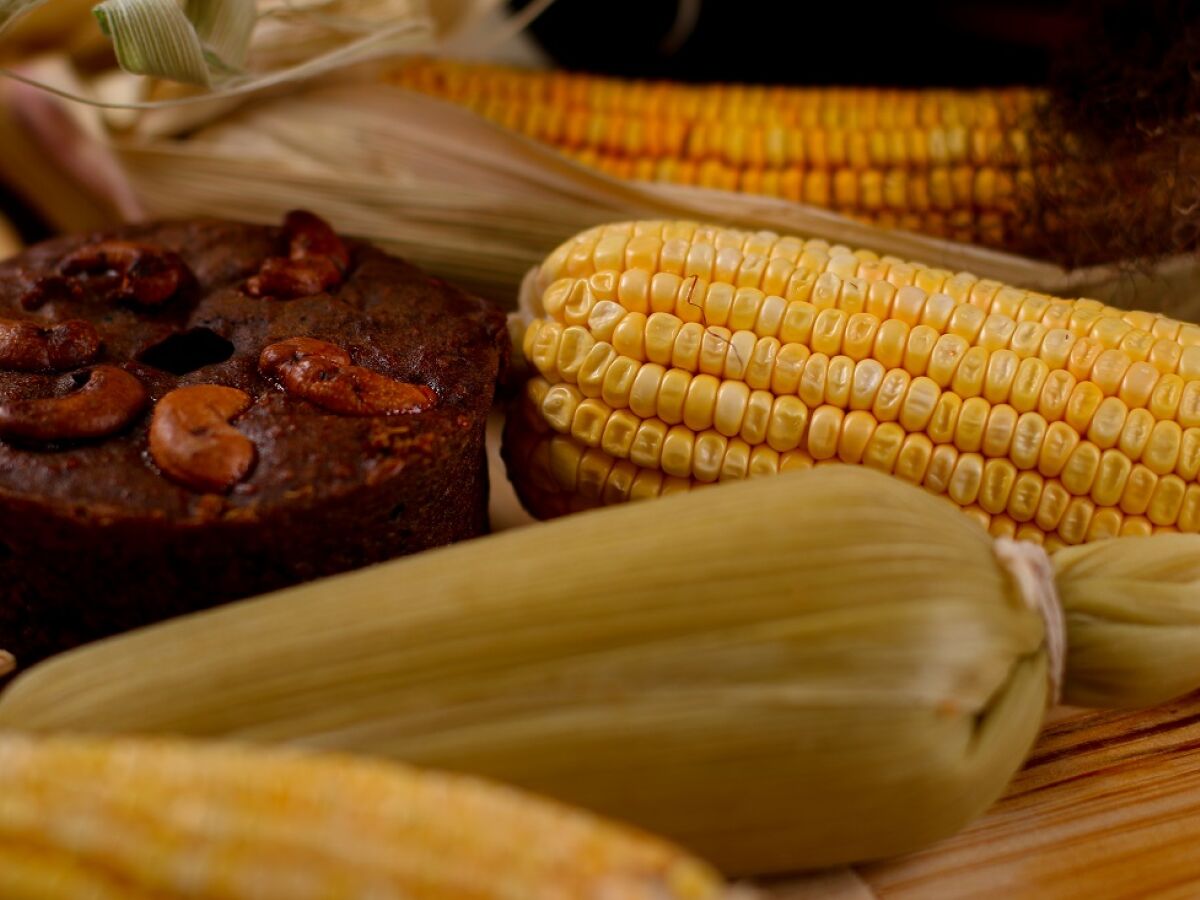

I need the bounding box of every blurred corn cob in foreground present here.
[505,220,1200,548]
[393,59,1047,254]
[0,732,732,899]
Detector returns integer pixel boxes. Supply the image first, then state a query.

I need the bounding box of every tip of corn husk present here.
[0,0,439,109]
[0,0,553,113]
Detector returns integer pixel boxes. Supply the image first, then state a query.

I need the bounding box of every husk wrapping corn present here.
[2,466,1197,875]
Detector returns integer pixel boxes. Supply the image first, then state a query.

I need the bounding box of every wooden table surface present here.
[768,697,1200,899]
[487,417,1200,899]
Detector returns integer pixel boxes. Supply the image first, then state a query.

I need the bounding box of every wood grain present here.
[764,695,1200,899]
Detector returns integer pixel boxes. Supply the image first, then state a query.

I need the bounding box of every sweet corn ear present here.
[392,59,1045,254]
[506,219,1200,543]
[0,733,732,900]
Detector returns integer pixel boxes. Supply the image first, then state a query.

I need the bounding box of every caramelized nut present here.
[0,366,147,442]
[284,209,350,272]
[244,257,343,300]
[18,272,83,311]
[0,318,101,372]
[281,357,437,416]
[150,385,256,493]
[244,211,351,300]
[259,337,436,416]
[258,337,351,376]
[56,240,193,308]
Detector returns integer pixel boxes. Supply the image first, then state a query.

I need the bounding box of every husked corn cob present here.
[0,733,729,899]
[393,59,1045,252]
[505,220,1200,548]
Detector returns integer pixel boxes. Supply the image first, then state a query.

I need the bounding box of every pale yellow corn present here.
[0,733,730,900]
[505,220,1200,545]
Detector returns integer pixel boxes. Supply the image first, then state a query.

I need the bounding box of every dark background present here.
[513,0,1084,85]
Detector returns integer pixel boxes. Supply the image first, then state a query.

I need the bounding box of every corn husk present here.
[102,80,1200,316]
[0,0,439,138]
[4,467,1199,876]
[4,29,1199,317]
[0,56,141,231]
[0,0,105,59]
[0,0,527,109]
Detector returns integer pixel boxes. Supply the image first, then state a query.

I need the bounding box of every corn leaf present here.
[92,0,257,86]
[186,0,255,72]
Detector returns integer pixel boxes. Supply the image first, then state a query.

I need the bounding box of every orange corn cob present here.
[392,58,1046,253]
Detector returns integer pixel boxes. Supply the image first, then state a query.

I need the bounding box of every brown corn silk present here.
[1,468,1198,875]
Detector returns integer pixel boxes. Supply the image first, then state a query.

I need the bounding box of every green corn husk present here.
[0,0,438,102]
[2,467,1198,876]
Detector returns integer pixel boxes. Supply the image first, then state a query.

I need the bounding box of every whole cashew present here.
[0,317,101,372]
[57,240,193,308]
[259,337,437,416]
[0,366,148,442]
[18,272,83,311]
[150,385,256,493]
[243,211,350,300]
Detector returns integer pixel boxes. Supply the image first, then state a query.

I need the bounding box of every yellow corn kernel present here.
[514,219,1200,538]
[0,733,726,900]
[740,390,775,444]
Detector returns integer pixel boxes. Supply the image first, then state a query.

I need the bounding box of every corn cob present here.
[504,220,1200,548]
[0,732,731,899]
[5,467,1200,874]
[392,59,1045,253]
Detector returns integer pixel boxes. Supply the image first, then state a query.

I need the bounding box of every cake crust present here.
[0,214,508,675]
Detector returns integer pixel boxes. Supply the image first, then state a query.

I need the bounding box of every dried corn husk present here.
[0,0,104,59]
[0,0,538,108]
[3,467,1198,876]
[4,31,1199,317]
[0,57,140,230]
[107,81,1200,317]
[0,73,137,228]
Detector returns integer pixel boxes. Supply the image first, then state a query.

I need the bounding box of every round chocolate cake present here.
[0,211,508,678]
